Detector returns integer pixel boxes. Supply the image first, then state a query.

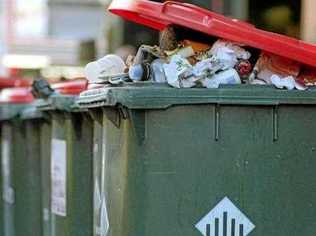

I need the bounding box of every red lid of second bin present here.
[0,88,34,104]
[52,79,88,95]
[108,0,316,67]
[0,77,32,89]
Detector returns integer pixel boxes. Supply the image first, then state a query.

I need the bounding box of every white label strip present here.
[51,139,67,217]
[1,126,14,205]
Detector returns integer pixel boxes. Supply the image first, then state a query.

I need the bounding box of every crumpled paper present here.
[210,40,251,70]
[162,40,251,89]
[201,69,241,89]
[163,55,194,88]
[163,55,242,89]
[192,58,222,77]
[270,75,307,91]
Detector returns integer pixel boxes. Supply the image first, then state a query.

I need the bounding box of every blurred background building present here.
[1,0,316,76]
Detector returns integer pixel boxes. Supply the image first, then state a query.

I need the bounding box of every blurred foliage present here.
[249,0,301,38]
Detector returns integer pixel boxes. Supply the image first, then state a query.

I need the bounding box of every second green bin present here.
[37,81,93,236]
[0,88,43,236]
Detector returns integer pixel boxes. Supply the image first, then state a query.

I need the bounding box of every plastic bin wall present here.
[78,85,316,236]
[48,111,93,236]
[1,118,42,236]
[40,118,52,236]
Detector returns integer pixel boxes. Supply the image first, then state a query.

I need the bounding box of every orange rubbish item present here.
[181,40,211,53]
[255,52,301,78]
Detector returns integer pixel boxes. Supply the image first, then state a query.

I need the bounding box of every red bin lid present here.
[108,0,316,67]
[0,77,32,89]
[0,87,34,104]
[52,79,88,95]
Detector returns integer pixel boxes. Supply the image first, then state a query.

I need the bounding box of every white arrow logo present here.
[195,197,255,236]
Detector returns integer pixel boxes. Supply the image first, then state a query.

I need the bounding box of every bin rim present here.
[35,93,81,113]
[77,83,316,109]
[108,0,316,68]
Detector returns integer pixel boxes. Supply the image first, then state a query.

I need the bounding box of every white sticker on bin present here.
[51,139,67,217]
[3,186,14,204]
[1,130,14,205]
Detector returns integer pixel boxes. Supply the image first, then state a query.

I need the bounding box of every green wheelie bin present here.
[0,87,43,236]
[77,1,316,235]
[36,80,94,236]
[20,103,52,236]
[78,82,316,236]
[78,91,111,236]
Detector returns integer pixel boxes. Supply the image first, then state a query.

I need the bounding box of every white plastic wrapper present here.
[180,77,198,88]
[163,55,194,88]
[192,58,219,77]
[213,47,238,69]
[270,75,307,91]
[210,40,251,70]
[210,40,251,60]
[151,59,167,83]
[201,69,241,89]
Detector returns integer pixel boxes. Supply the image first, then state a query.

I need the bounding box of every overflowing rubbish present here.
[249,53,301,85]
[84,25,316,91]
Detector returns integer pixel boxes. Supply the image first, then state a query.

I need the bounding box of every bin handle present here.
[161,1,213,16]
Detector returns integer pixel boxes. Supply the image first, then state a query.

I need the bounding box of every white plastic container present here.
[84,54,126,83]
